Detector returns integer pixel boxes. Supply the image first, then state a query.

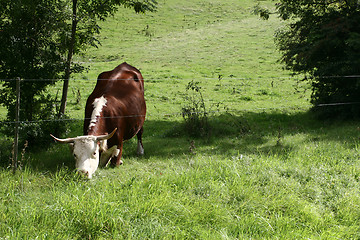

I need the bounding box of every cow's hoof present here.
[110,160,123,168]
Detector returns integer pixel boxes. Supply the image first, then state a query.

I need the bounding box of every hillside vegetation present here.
[1,0,360,239]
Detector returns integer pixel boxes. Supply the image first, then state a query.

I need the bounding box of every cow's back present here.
[84,62,146,141]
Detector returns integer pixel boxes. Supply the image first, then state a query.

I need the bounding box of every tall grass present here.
[1,0,360,239]
[2,135,360,239]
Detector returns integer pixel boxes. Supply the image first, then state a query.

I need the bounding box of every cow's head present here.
[50,129,117,178]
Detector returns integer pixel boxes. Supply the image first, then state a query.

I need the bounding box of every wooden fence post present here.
[13,77,21,173]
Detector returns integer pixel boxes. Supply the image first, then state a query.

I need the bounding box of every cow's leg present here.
[136,127,144,156]
[99,145,118,167]
[110,142,123,167]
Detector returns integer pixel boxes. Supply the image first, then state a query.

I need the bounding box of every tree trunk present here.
[59,0,78,117]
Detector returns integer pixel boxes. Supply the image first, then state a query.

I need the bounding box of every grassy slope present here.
[1,0,360,239]
[64,0,303,120]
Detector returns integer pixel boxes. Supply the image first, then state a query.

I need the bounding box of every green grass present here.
[1,0,360,239]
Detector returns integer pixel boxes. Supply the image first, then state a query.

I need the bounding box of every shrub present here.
[181,80,209,137]
[2,93,69,150]
[272,1,360,118]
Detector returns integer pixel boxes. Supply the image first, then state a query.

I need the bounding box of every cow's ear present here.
[99,145,118,167]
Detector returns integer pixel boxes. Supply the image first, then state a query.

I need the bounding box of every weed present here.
[139,25,154,39]
[11,140,28,172]
[72,87,81,105]
[181,80,209,137]
[276,127,282,146]
[189,140,196,155]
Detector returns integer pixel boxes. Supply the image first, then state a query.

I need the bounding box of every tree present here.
[0,0,66,121]
[0,0,70,148]
[259,1,360,118]
[58,0,157,117]
[0,0,157,147]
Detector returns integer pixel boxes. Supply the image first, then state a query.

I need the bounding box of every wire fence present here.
[1,75,360,126]
[1,74,360,82]
[2,74,360,170]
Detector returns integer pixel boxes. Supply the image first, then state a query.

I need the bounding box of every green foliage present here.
[0,0,157,147]
[252,3,271,20]
[0,0,66,120]
[0,135,13,167]
[181,80,209,137]
[0,80,71,148]
[17,104,69,149]
[1,93,70,155]
[2,0,360,238]
[180,81,250,138]
[274,0,360,118]
[0,0,69,147]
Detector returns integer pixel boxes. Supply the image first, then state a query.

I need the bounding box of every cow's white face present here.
[71,136,99,179]
[50,129,117,179]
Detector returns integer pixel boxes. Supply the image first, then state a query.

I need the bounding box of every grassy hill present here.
[1,0,360,239]
[64,0,306,120]
[80,0,282,78]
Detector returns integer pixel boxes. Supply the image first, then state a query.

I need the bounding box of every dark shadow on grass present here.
[126,110,360,160]
[4,110,360,172]
[23,145,75,172]
[0,120,83,171]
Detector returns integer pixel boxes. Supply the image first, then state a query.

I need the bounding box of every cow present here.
[51,62,146,178]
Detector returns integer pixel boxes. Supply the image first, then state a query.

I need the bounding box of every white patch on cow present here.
[88,96,107,131]
[137,139,144,155]
[115,148,120,157]
[72,136,100,179]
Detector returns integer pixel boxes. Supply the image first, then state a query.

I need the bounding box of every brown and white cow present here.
[51,62,146,178]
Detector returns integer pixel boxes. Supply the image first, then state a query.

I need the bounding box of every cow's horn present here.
[96,128,117,141]
[50,134,76,143]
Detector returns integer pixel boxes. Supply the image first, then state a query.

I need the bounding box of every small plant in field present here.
[218,74,223,87]
[72,87,81,105]
[181,80,209,137]
[276,127,282,146]
[139,25,154,39]
[189,140,196,155]
[9,140,27,172]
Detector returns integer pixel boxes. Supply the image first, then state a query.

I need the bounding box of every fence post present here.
[13,77,20,173]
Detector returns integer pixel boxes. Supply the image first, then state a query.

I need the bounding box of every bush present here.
[181,80,209,137]
[2,93,69,150]
[311,77,360,119]
[0,135,14,167]
[272,1,360,118]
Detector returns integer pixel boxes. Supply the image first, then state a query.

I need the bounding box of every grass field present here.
[1,0,360,239]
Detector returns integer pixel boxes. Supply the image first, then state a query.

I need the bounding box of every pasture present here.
[1,0,360,239]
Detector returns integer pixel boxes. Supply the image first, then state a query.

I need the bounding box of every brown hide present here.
[83,62,146,166]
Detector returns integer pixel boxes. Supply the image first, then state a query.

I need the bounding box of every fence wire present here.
[0,75,359,125]
[3,102,360,125]
[0,74,359,82]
